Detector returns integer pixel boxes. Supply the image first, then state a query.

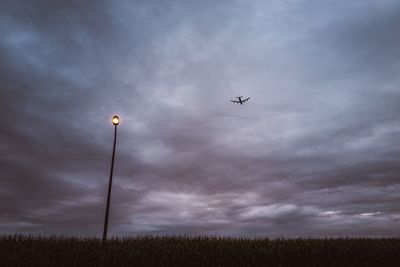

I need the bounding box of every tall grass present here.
[1,235,400,266]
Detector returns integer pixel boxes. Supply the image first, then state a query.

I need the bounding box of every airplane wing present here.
[242,97,251,102]
[231,100,240,103]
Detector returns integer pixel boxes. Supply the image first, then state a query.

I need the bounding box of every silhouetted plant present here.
[1,235,400,266]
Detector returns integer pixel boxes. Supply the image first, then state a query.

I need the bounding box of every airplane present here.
[230,96,251,105]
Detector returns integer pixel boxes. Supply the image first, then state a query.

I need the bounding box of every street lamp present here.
[103,115,120,243]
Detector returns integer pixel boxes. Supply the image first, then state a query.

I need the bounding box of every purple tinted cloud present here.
[1,0,399,237]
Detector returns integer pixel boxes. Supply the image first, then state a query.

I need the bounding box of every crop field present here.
[1,235,400,266]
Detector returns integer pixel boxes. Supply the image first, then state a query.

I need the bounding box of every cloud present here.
[0,0,399,237]
[238,204,314,220]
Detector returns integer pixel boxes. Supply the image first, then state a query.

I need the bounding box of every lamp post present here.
[103,115,119,243]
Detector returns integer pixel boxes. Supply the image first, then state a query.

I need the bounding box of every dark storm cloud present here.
[1,0,399,237]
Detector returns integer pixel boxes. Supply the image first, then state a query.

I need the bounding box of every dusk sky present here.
[1,0,400,237]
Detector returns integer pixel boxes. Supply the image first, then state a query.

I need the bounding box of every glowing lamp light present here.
[112,115,120,126]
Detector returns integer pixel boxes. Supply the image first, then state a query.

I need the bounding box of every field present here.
[1,235,400,266]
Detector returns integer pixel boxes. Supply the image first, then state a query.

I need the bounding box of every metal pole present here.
[103,124,117,243]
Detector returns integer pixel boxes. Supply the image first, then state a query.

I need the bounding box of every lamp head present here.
[112,115,120,126]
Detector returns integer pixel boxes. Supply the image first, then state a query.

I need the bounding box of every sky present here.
[1,0,400,237]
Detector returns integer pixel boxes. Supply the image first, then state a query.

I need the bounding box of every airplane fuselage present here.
[231,96,250,105]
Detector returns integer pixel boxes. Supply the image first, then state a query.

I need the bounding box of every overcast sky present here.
[1,0,400,237]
